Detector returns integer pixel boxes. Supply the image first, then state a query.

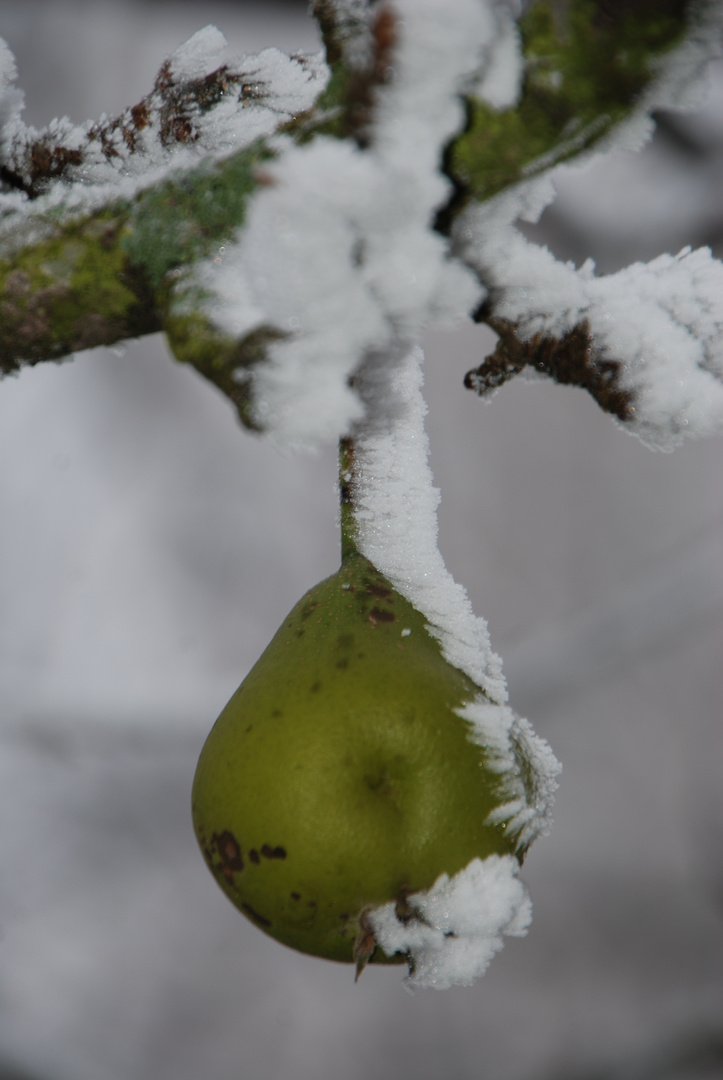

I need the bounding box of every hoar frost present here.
[370,855,532,989]
[454,0,723,450]
[349,345,559,987]
[0,28,328,209]
[169,0,723,451]
[3,0,723,990]
[191,0,495,446]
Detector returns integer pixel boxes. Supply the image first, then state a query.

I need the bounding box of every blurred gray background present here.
[0,3,722,1079]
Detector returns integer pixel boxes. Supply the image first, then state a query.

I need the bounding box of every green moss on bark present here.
[0,210,158,371]
[122,141,273,288]
[447,0,690,206]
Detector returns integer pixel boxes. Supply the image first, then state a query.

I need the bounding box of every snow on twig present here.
[456,0,723,449]
[462,226,723,450]
[0,27,327,206]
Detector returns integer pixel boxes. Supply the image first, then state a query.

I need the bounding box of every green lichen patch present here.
[447,0,690,208]
[0,209,158,371]
[122,140,274,288]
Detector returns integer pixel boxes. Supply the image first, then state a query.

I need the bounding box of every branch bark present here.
[464,316,635,421]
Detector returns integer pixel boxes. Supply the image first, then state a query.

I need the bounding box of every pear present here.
[191,552,517,969]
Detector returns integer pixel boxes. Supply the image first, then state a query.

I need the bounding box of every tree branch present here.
[464,316,636,422]
[443,0,692,218]
[0,0,719,445]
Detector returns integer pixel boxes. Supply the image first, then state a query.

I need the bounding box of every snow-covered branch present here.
[0,27,327,406]
[0,28,325,198]
[2,0,721,447]
[464,243,723,449]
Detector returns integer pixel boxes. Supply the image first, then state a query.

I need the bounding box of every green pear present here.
[191,552,517,969]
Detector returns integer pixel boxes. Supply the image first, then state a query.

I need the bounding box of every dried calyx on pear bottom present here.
[192,549,545,980]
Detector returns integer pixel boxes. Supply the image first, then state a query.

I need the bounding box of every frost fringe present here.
[350,345,560,986]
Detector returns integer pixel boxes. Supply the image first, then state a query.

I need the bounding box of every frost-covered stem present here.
[339,436,360,564]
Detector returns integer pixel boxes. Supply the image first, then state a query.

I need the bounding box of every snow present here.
[351,344,559,829]
[459,219,723,448]
[348,345,559,985]
[369,854,531,989]
[167,25,228,81]
[0,29,328,210]
[351,347,504,698]
[1,0,721,992]
[187,0,494,446]
[0,36,24,168]
[472,3,522,111]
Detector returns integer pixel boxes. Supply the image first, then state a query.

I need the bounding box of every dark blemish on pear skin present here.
[310,680,321,693]
[365,581,392,600]
[242,902,272,928]
[271,708,282,718]
[211,830,244,882]
[337,633,354,649]
[300,601,319,621]
[261,844,287,860]
[394,892,414,924]
[249,849,260,864]
[291,892,301,901]
[335,658,349,670]
[368,607,395,624]
[296,628,305,639]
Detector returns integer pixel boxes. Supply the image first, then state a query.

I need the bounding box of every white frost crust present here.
[460,217,723,449]
[368,854,531,989]
[351,345,560,853]
[472,3,523,111]
[0,29,328,214]
[192,0,503,446]
[351,346,505,700]
[0,38,24,169]
[167,25,229,80]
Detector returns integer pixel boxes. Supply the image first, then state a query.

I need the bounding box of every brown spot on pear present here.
[191,554,517,966]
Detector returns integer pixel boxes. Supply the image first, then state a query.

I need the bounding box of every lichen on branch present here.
[446,0,693,211]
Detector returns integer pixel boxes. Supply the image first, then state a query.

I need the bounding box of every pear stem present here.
[339,436,360,564]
